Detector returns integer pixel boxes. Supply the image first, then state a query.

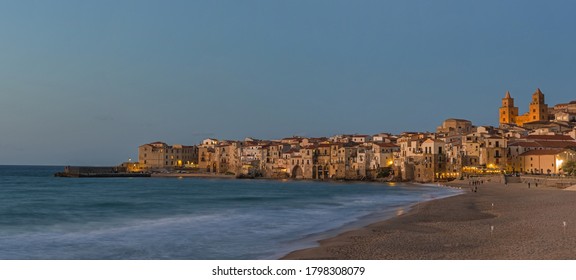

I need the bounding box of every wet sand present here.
[283,177,576,259]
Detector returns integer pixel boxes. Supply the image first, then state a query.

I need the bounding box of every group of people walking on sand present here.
[525,180,539,188]
[469,179,484,192]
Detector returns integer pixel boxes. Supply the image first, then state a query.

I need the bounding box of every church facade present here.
[499,88,549,127]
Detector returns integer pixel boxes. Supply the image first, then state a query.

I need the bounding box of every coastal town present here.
[122,89,576,183]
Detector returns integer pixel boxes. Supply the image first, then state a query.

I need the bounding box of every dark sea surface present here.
[0,165,461,259]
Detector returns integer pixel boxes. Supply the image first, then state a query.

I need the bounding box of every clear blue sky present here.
[1,0,575,165]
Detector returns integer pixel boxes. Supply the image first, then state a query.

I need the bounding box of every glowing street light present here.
[556,159,564,170]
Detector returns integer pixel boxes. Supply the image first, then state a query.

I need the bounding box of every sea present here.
[0,165,461,260]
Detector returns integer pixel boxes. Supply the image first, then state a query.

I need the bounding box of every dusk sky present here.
[1,1,575,165]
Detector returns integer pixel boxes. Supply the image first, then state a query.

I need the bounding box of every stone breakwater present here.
[55,166,150,178]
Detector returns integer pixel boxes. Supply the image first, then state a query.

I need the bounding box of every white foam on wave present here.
[0,175,467,259]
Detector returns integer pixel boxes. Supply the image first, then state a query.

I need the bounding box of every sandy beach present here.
[283,177,576,260]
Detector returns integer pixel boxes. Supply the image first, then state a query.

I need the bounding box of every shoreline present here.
[150,173,235,179]
[282,176,576,260]
[273,184,463,259]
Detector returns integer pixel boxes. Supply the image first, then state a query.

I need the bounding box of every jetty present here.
[55,166,150,178]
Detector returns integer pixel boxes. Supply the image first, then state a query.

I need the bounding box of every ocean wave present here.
[0,168,463,259]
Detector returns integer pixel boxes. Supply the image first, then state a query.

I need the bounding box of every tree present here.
[561,160,576,176]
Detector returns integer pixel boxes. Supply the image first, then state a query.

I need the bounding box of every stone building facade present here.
[138,142,198,170]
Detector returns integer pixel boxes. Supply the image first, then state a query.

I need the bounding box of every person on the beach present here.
[528,182,531,188]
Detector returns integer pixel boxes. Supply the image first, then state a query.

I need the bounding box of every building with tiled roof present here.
[517,149,576,174]
[139,142,198,170]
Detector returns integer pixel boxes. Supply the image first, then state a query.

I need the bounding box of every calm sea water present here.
[0,165,461,260]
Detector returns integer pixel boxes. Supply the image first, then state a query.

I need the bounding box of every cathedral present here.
[499,88,549,127]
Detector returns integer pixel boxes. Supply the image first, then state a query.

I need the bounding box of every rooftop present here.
[519,149,566,156]
[508,141,542,148]
[374,142,399,148]
[525,135,575,141]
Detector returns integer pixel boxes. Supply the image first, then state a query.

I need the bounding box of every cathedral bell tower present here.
[528,88,549,122]
[499,91,518,126]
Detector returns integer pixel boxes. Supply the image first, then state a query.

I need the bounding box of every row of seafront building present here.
[129,89,576,182]
[136,134,399,180]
